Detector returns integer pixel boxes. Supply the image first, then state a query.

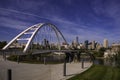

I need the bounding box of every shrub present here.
[7,55,17,61]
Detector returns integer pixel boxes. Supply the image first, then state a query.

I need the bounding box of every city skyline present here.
[0,0,120,44]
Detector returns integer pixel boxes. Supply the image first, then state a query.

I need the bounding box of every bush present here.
[7,55,17,61]
[98,47,106,57]
[115,52,120,68]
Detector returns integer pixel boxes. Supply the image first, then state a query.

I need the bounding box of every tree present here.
[98,47,107,57]
[115,51,120,68]
[0,41,7,49]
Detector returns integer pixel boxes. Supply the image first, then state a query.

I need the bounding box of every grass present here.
[68,65,120,80]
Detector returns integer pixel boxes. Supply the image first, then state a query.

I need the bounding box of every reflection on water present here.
[94,59,104,65]
[94,58,116,66]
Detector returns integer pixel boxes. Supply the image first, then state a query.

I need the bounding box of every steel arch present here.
[2,23,68,53]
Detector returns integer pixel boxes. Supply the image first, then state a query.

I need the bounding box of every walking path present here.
[0,55,92,80]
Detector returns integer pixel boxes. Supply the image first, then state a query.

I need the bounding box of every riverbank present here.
[68,64,120,80]
[0,55,92,80]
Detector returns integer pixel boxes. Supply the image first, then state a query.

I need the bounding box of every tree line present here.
[0,41,7,49]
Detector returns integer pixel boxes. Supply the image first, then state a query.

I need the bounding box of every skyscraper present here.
[103,39,108,48]
[92,40,95,49]
[76,36,79,45]
[84,40,89,49]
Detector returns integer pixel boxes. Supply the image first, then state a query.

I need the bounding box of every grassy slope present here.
[68,65,120,80]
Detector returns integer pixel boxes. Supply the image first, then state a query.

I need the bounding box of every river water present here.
[93,58,116,66]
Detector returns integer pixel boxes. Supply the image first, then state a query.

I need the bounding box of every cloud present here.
[0,0,120,44]
[0,7,53,30]
[0,17,31,30]
[0,7,48,20]
[0,9,115,44]
[91,0,120,28]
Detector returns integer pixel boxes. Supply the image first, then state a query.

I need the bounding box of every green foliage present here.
[81,47,107,57]
[99,47,106,52]
[25,53,33,60]
[92,47,107,57]
[98,47,107,57]
[7,55,17,61]
[0,41,7,49]
[68,65,120,80]
[115,51,120,68]
[91,51,99,57]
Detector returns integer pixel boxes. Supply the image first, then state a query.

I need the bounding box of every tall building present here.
[76,36,79,45]
[71,36,79,48]
[111,43,120,52]
[92,40,95,49]
[84,40,89,49]
[96,43,102,50]
[103,39,108,48]
[43,39,50,49]
[72,40,77,48]
[88,44,92,50]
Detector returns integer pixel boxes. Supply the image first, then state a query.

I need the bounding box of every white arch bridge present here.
[2,23,68,54]
[0,22,95,61]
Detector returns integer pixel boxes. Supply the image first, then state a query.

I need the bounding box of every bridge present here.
[2,23,68,53]
[0,23,94,78]
[0,22,95,61]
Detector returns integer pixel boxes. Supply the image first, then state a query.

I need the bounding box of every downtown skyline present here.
[0,0,120,44]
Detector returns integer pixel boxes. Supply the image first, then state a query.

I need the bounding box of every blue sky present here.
[0,0,120,44]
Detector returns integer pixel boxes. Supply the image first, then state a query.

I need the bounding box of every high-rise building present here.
[103,39,108,48]
[92,40,95,49]
[72,40,77,48]
[76,36,79,45]
[111,43,120,52]
[71,36,79,48]
[84,40,89,49]
[43,39,50,49]
[88,44,92,50]
[96,43,102,50]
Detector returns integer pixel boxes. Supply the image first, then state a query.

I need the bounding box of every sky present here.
[0,0,120,45]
